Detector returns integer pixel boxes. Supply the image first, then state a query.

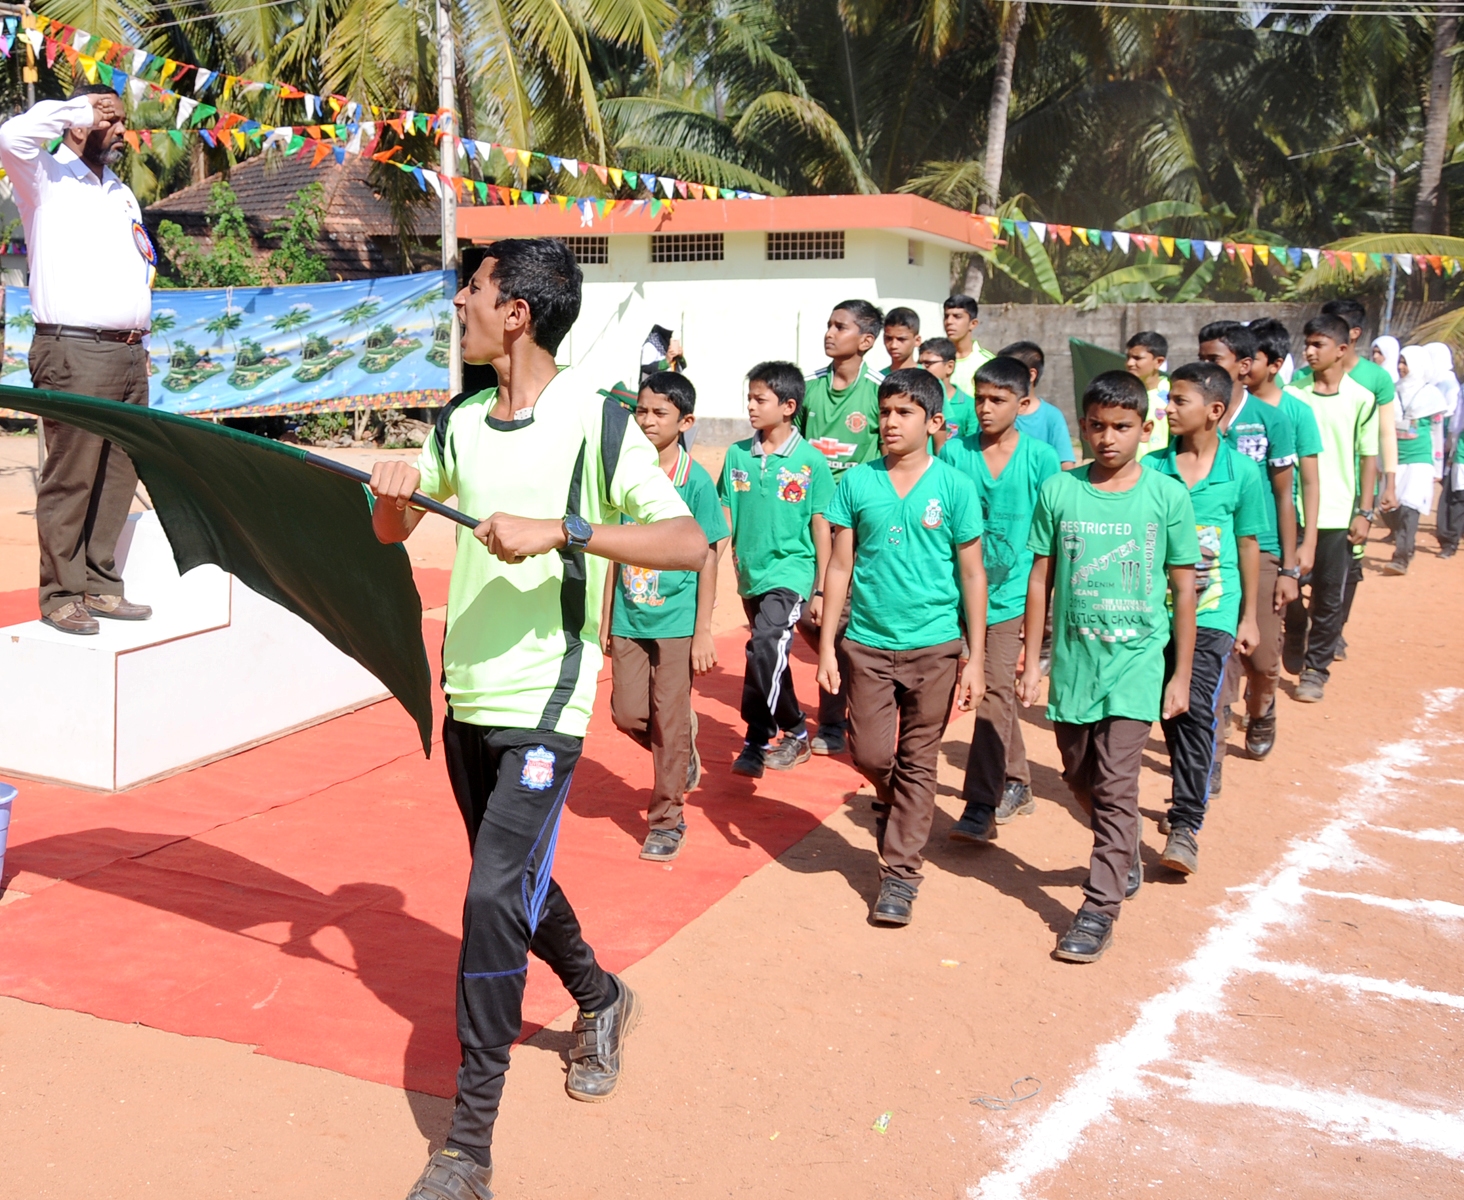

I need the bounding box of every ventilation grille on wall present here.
[767,230,846,260]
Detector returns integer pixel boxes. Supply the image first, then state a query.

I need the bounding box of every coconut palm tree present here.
[204,308,245,357]
[270,304,314,357]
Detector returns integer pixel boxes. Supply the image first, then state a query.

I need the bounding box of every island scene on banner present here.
[2,270,452,417]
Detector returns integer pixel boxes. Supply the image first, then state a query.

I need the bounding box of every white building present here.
[458,194,994,443]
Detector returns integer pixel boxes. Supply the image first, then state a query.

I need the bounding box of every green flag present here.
[1068,338,1131,460]
[2,386,435,753]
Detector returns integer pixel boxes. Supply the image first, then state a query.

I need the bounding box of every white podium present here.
[0,510,389,791]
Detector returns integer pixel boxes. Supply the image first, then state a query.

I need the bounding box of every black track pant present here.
[441,716,615,1167]
[740,588,806,746]
[1284,528,1353,682]
[1439,477,1464,550]
[1161,627,1234,834]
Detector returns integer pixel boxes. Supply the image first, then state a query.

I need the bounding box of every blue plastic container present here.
[0,781,15,890]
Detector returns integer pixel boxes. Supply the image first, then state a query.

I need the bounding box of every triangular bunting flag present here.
[1177,238,1193,259]
[1029,222,1047,242]
[1255,245,1269,265]
[1001,218,1017,235]
[1304,248,1319,268]
[1054,224,1072,245]
[175,97,197,128]
[609,167,623,188]
[1073,227,1089,245]
[1100,230,1114,251]
[593,164,608,185]
[1113,230,1130,253]
[1397,254,1414,274]
[1238,244,1254,266]
[1158,236,1175,257]
[1352,252,1368,271]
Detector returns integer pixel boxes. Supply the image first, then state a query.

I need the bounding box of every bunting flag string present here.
[25,17,766,206]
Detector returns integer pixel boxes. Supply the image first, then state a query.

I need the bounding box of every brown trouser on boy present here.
[963,617,1030,809]
[1054,717,1148,920]
[609,635,695,831]
[844,638,963,884]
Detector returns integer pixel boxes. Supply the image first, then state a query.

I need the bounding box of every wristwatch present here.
[562,513,593,551]
[1355,507,1377,523]
[1278,566,1302,579]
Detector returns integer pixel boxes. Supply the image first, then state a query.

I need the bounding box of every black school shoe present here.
[403,1149,494,1200]
[765,732,812,770]
[948,803,997,842]
[1126,849,1143,899]
[1054,910,1114,963]
[566,976,641,1102]
[1281,630,1307,677]
[994,781,1036,824]
[871,878,917,925]
[1246,706,1277,759]
[1160,825,1200,875]
[1209,750,1224,798]
[639,823,686,862]
[731,741,766,778]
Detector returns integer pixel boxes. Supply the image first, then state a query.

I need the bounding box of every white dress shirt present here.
[0,96,152,330]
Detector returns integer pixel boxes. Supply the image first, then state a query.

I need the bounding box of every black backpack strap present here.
[599,392,633,506]
[431,390,473,462]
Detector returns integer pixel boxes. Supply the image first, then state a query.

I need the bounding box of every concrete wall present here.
[558,228,954,443]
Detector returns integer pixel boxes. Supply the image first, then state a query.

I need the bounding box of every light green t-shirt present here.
[939,431,1062,625]
[798,362,882,482]
[1223,394,1298,557]
[1292,357,1397,408]
[1135,378,1171,459]
[939,386,978,440]
[1027,466,1200,725]
[950,341,996,397]
[612,450,729,639]
[415,377,691,736]
[1288,374,1380,529]
[718,429,834,599]
[1146,442,1270,634]
[824,457,984,651]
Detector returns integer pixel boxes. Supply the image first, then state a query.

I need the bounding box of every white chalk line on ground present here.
[1301,886,1464,921]
[968,687,1464,1200]
[1242,958,1464,1011]
[1144,1060,1464,1160]
[1367,825,1464,844]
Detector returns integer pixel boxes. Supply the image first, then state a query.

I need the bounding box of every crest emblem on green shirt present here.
[845,411,868,433]
[921,498,943,529]
[1062,533,1086,562]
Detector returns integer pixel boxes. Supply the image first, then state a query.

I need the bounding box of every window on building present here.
[767,230,845,261]
[651,233,725,263]
[556,235,609,265]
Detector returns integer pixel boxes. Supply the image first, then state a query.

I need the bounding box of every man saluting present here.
[0,84,155,634]
[370,238,707,1199]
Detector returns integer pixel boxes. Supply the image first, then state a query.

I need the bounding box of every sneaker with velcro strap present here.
[402,1149,494,1200]
[566,975,640,1103]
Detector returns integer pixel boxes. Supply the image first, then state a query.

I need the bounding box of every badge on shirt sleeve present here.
[520,745,557,791]
[132,219,157,288]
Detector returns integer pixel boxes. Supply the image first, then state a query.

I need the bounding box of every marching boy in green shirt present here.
[604,372,729,862]
[1019,370,1199,964]
[918,336,978,446]
[1146,362,1267,877]
[938,356,1062,841]
[720,361,835,777]
[817,369,987,926]
[796,299,885,755]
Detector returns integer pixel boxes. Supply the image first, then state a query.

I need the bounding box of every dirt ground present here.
[1,436,1462,1199]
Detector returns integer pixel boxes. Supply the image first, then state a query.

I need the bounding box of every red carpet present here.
[0,577,862,1097]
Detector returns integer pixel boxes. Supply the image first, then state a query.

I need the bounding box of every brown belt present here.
[34,323,150,345]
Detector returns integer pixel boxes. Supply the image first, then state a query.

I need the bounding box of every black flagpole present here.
[302,452,480,530]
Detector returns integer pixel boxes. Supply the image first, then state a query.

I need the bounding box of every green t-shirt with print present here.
[825,457,984,651]
[1397,413,1438,466]
[1288,374,1380,529]
[718,429,834,599]
[612,451,729,639]
[1222,394,1298,557]
[1146,442,1270,634]
[939,431,1063,625]
[940,387,978,440]
[1027,466,1200,725]
[1292,357,1396,409]
[798,362,882,482]
[415,378,692,737]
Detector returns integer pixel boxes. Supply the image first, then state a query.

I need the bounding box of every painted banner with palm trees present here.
[2,271,453,417]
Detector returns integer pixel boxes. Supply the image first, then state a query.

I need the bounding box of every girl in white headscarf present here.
[1371,335,1400,381]
[1425,342,1461,479]
[1383,344,1451,574]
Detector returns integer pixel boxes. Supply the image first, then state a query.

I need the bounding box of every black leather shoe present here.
[1282,630,1306,676]
[1126,849,1142,899]
[639,824,685,861]
[566,976,640,1102]
[1245,707,1277,759]
[948,803,996,842]
[1440,545,1457,559]
[871,878,917,925]
[1055,910,1114,963]
[1209,750,1224,798]
[731,742,765,778]
[995,781,1035,824]
[403,1149,494,1200]
[1160,825,1200,875]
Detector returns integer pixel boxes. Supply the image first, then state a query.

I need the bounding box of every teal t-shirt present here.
[1016,399,1076,465]
[1146,442,1270,635]
[613,451,729,638]
[798,363,883,482]
[824,457,984,651]
[940,387,978,440]
[1277,387,1324,528]
[939,431,1062,625]
[1028,466,1200,725]
[1398,413,1439,465]
[1223,394,1298,557]
[718,430,834,599]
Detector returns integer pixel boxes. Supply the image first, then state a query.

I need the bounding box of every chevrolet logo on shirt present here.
[810,436,857,461]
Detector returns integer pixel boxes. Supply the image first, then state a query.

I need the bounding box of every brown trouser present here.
[30,335,151,616]
[844,637,962,885]
[962,617,1030,808]
[1054,717,1150,920]
[1222,551,1281,715]
[609,634,694,831]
